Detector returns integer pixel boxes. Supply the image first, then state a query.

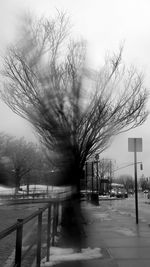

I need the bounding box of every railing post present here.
[15,219,23,267]
[52,204,55,246]
[37,209,42,267]
[47,205,51,262]
[55,203,59,235]
[59,202,62,225]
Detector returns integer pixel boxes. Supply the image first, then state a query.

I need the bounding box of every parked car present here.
[124,190,128,198]
[128,189,134,195]
[110,189,117,197]
[147,191,150,199]
[144,189,149,194]
[80,190,87,200]
[116,188,125,198]
[116,188,128,198]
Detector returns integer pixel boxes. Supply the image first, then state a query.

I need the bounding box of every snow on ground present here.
[20,185,72,195]
[41,247,102,266]
[115,227,136,236]
[0,186,15,195]
[93,212,112,221]
[0,185,71,195]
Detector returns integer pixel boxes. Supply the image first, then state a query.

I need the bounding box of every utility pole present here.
[109,160,112,192]
[96,160,99,192]
[92,162,94,193]
[85,162,87,194]
[95,154,99,194]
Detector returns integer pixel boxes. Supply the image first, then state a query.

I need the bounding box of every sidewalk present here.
[54,200,150,267]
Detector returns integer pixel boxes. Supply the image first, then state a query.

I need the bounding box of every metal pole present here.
[96,161,99,193]
[110,160,112,192]
[134,138,139,224]
[92,162,94,193]
[47,205,51,262]
[15,219,23,267]
[52,204,55,246]
[85,162,87,194]
[37,210,42,267]
[55,203,58,235]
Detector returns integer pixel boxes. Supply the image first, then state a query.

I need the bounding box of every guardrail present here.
[0,199,63,267]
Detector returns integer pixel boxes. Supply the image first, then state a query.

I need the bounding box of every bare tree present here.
[98,159,114,179]
[139,176,149,191]
[0,133,14,186]
[114,174,134,191]
[0,134,40,192]
[0,11,148,196]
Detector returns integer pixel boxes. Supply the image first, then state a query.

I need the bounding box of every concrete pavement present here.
[56,199,150,267]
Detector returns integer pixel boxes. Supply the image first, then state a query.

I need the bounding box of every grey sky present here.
[0,0,150,177]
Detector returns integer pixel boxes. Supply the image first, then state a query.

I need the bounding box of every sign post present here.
[128,138,142,224]
[134,138,138,224]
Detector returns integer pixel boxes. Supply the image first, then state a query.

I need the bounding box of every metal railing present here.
[0,199,63,267]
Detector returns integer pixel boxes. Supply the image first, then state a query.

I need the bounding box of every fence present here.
[0,199,63,267]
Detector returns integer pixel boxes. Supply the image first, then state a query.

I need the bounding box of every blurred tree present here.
[0,11,148,196]
[98,159,114,179]
[139,176,149,191]
[0,134,41,192]
[0,160,11,186]
[97,159,114,194]
[114,174,134,191]
[0,133,13,186]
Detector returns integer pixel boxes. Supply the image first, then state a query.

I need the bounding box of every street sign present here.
[128,138,142,152]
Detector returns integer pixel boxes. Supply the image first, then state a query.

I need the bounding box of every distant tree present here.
[0,160,11,186]
[0,133,12,186]
[139,176,149,191]
[0,135,41,192]
[98,159,114,179]
[0,11,148,196]
[114,174,134,191]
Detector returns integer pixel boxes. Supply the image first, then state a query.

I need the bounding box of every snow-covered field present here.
[0,185,72,196]
[0,186,15,195]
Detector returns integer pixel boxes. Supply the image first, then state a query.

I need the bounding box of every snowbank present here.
[41,246,102,266]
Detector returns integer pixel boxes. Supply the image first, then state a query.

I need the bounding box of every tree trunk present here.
[60,163,86,250]
[15,170,21,194]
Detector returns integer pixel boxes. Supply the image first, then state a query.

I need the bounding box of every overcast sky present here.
[0,0,150,178]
